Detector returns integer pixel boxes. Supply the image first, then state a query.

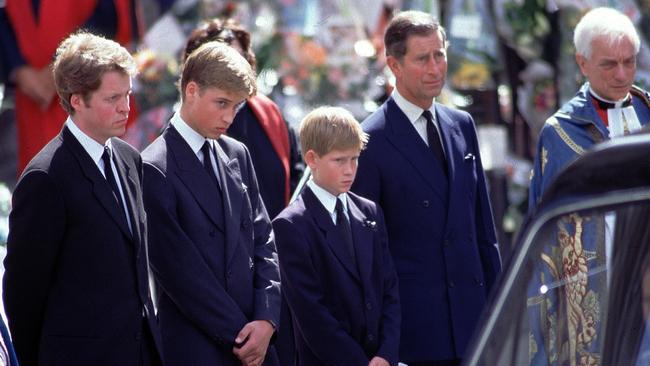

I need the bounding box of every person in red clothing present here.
[0,0,147,174]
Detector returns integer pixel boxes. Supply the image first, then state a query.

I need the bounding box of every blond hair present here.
[53,31,136,115]
[179,41,256,100]
[299,106,368,157]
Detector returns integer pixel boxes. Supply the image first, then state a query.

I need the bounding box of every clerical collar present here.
[590,89,631,110]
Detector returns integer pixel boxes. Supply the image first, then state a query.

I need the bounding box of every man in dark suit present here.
[142,41,280,366]
[351,11,502,366]
[182,17,304,219]
[3,32,163,366]
[273,106,400,366]
[0,0,144,174]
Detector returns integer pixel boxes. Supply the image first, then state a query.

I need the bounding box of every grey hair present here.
[573,7,640,59]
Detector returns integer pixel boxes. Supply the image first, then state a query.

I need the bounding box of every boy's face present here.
[306,147,361,196]
[181,82,246,139]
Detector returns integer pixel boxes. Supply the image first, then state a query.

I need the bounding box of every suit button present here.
[475,277,484,286]
[444,239,450,247]
[227,270,233,278]
[422,200,430,208]
[367,334,374,342]
[366,302,373,310]
[448,281,455,288]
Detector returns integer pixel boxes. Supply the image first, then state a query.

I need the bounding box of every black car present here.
[465,133,650,366]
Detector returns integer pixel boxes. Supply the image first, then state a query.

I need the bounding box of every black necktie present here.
[423,110,447,175]
[335,198,356,263]
[102,146,127,220]
[201,141,225,226]
[201,141,221,191]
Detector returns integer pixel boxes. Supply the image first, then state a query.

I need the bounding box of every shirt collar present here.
[307,179,349,216]
[589,87,631,109]
[171,112,211,156]
[66,116,110,166]
[392,88,436,123]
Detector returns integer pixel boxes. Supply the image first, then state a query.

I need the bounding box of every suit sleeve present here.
[273,217,369,364]
[374,206,401,365]
[241,148,281,326]
[0,8,26,83]
[143,163,249,346]
[467,117,501,292]
[4,171,65,366]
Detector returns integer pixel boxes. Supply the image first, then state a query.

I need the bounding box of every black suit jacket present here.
[142,125,281,365]
[273,188,400,365]
[3,126,162,365]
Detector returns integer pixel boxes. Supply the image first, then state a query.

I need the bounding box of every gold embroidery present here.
[541,148,548,175]
[548,118,586,155]
[621,110,630,135]
[557,214,599,366]
[531,213,602,365]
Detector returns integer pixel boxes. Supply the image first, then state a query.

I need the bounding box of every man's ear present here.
[575,53,588,77]
[70,93,84,112]
[386,55,401,79]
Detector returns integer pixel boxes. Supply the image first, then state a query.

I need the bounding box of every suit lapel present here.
[166,126,225,232]
[384,99,448,200]
[435,105,461,181]
[303,188,360,282]
[214,142,243,266]
[62,127,133,240]
[111,143,141,247]
[436,106,473,223]
[348,197,373,289]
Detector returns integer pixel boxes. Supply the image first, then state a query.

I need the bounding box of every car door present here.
[464,134,650,366]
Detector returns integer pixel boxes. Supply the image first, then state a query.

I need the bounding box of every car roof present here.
[535,132,650,217]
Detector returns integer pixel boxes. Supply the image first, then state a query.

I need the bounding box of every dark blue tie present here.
[335,198,356,263]
[201,141,225,226]
[423,110,447,176]
[102,146,128,223]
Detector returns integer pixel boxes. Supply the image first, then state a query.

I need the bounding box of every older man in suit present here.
[3,32,163,366]
[142,41,280,366]
[351,10,502,366]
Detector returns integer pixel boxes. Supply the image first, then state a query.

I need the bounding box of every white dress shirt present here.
[307,179,349,224]
[66,117,132,232]
[392,88,445,155]
[171,113,222,185]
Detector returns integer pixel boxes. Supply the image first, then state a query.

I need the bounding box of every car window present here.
[467,200,650,366]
